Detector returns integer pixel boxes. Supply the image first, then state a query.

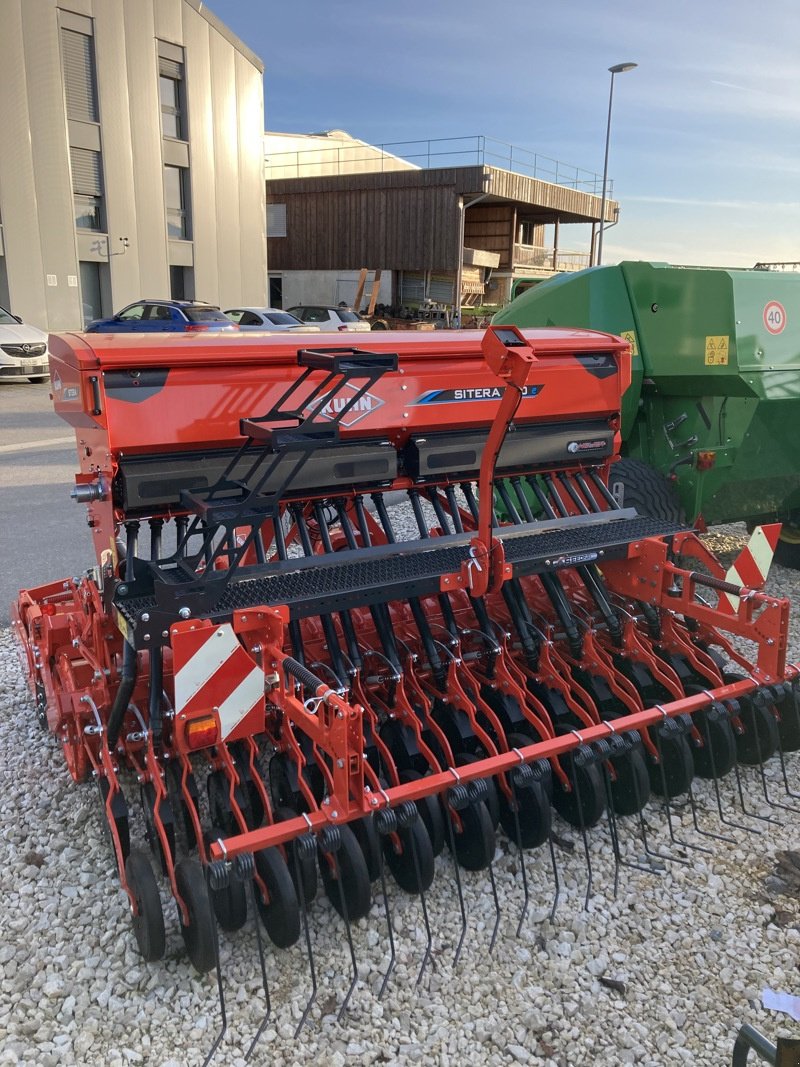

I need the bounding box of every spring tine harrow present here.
[15,323,800,1062]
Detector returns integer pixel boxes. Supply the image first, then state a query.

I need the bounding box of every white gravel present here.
[2,524,800,1067]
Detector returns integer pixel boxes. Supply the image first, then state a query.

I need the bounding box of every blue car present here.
[85,299,238,333]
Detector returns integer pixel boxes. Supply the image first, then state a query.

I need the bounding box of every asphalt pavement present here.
[0,380,90,624]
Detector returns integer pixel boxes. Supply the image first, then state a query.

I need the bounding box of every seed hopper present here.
[12,324,800,1061]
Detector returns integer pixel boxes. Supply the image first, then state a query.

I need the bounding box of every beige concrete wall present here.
[265,132,419,180]
[0,0,266,330]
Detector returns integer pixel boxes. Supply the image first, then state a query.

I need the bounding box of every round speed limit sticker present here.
[763,300,787,334]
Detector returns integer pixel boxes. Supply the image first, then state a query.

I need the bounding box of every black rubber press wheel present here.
[446,799,496,871]
[319,824,372,922]
[607,743,651,817]
[647,729,694,798]
[552,756,606,829]
[683,685,737,780]
[175,857,217,974]
[254,847,301,948]
[204,827,247,933]
[724,672,779,765]
[125,849,165,963]
[384,817,435,894]
[498,733,551,848]
[273,805,317,906]
[399,768,446,856]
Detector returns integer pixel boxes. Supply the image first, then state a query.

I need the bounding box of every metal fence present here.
[265,135,607,195]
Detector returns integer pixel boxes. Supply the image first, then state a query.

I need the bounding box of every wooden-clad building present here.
[265,133,617,314]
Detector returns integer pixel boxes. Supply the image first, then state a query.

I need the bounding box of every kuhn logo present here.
[310,384,385,428]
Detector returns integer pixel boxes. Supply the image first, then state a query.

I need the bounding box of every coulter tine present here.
[202,862,229,1067]
[240,854,273,1062]
[567,744,595,911]
[507,768,532,937]
[318,827,359,1022]
[292,834,319,1038]
[374,808,398,1000]
[444,786,470,966]
[397,802,434,986]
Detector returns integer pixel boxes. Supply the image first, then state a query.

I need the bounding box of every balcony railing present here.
[266,135,608,196]
[513,244,590,272]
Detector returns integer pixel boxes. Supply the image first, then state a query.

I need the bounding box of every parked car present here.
[0,305,50,383]
[85,300,238,333]
[224,307,321,332]
[287,304,371,332]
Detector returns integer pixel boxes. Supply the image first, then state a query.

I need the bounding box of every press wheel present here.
[455,752,500,828]
[447,800,496,871]
[175,857,217,974]
[552,756,606,828]
[383,817,435,894]
[204,827,247,932]
[319,824,372,922]
[724,672,779,765]
[254,847,301,948]
[273,805,317,905]
[607,743,650,816]
[125,849,165,963]
[647,729,694,798]
[351,814,382,882]
[497,733,551,848]
[398,769,446,856]
[776,691,800,752]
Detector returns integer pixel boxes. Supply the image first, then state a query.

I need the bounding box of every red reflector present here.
[42,603,57,616]
[185,715,219,750]
[696,450,716,471]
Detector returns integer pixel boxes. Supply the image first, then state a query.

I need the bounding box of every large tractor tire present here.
[608,457,684,522]
[774,522,800,570]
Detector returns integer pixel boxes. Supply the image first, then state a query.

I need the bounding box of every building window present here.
[170,265,194,300]
[267,203,287,238]
[70,148,104,231]
[79,261,105,326]
[61,27,98,123]
[269,276,283,308]
[159,56,185,140]
[164,165,190,239]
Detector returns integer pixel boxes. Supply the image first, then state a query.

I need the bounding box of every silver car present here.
[224,307,321,332]
[0,305,50,383]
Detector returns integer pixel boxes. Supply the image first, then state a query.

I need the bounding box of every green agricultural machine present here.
[493,261,800,566]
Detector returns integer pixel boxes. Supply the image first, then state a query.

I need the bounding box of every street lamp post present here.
[597,61,637,266]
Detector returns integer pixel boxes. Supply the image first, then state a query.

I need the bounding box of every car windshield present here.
[336,309,362,322]
[184,307,230,323]
[265,312,302,326]
[0,306,18,325]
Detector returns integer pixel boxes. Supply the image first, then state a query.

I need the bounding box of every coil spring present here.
[604,732,629,757]
[296,832,317,861]
[592,738,612,760]
[396,801,419,829]
[318,825,341,854]
[573,744,594,768]
[207,859,229,892]
[448,784,470,811]
[658,715,683,737]
[467,778,489,804]
[375,807,398,836]
[753,686,775,711]
[233,852,254,881]
[511,762,535,790]
[725,697,741,717]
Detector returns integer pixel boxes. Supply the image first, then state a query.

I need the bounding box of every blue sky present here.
[218,0,800,267]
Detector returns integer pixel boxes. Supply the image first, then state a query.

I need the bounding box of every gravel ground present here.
[3,524,800,1067]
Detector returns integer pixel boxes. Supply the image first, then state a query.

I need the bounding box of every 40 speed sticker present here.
[763,300,787,335]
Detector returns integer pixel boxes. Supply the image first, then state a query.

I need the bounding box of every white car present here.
[224,307,321,333]
[287,305,371,333]
[0,305,50,383]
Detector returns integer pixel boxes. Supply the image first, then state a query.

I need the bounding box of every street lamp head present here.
[609,62,638,74]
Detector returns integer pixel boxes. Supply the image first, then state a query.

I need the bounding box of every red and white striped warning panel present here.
[719,523,781,613]
[173,622,265,741]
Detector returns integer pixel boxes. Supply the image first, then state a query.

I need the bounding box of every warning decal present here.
[763,300,787,335]
[620,330,639,356]
[704,335,730,366]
